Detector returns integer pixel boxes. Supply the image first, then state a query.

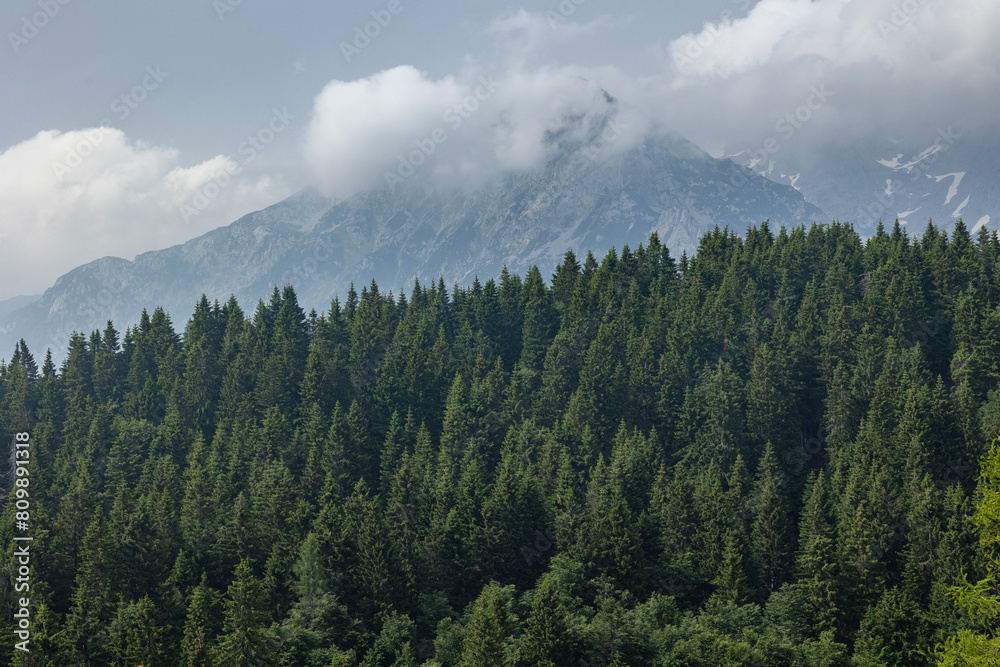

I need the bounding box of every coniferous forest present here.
[3,220,1000,666]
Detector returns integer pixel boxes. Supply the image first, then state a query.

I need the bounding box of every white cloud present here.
[304,66,468,197]
[0,128,290,300]
[667,0,1000,84]
[304,1,1000,201]
[655,0,1000,157]
[304,64,652,198]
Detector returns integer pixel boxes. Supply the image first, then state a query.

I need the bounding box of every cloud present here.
[0,128,290,300]
[305,1,1000,199]
[304,63,651,198]
[667,0,1000,84]
[304,66,468,197]
[656,0,1000,155]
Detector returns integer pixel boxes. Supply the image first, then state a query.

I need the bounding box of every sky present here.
[1,0,998,300]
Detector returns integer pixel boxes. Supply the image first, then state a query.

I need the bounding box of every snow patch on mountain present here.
[951,194,971,219]
[878,143,947,173]
[877,154,905,169]
[929,172,965,206]
[781,173,801,191]
[729,128,998,234]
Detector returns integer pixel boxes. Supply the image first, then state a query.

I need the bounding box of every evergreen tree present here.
[795,472,841,632]
[751,443,792,595]
[519,265,558,373]
[214,560,271,666]
[458,584,516,667]
[3,225,1000,665]
[936,438,1000,664]
[183,575,222,667]
[522,578,576,667]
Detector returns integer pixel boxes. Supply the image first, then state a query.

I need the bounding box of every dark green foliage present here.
[458,584,516,667]
[1,222,998,665]
[215,559,271,666]
[521,578,576,666]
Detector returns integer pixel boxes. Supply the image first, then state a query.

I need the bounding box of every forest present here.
[2,219,1000,666]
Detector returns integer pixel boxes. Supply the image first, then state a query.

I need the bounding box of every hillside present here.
[0,221,998,664]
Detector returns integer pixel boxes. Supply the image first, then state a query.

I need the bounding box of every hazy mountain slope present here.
[0,133,823,360]
[729,129,999,235]
[0,295,40,322]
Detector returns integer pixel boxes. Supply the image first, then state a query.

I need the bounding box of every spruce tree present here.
[936,438,1000,663]
[458,584,516,667]
[522,578,575,667]
[182,574,221,667]
[751,443,792,594]
[795,472,840,632]
[214,560,270,666]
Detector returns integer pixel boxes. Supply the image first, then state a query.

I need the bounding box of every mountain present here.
[0,131,823,360]
[0,294,41,322]
[728,128,999,236]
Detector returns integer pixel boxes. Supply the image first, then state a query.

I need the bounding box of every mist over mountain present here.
[0,130,822,361]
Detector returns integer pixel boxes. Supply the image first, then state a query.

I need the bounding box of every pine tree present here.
[746,343,791,450]
[584,456,640,586]
[180,433,217,556]
[522,578,575,667]
[751,443,792,594]
[551,250,581,313]
[458,584,516,667]
[519,265,558,373]
[120,595,166,667]
[714,527,753,605]
[854,587,926,666]
[936,438,1000,663]
[379,410,406,495]
[358,612,418,667]
[183,574,221,667]
[691,360,746,469]
[440,374,472,473]
[256,285,309,413]
[60,508,117,665]
[795,472,840,632]
[214,560,270,666]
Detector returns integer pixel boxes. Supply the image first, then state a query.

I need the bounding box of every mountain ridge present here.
[727,128,999,234]
[0,132,824,360]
